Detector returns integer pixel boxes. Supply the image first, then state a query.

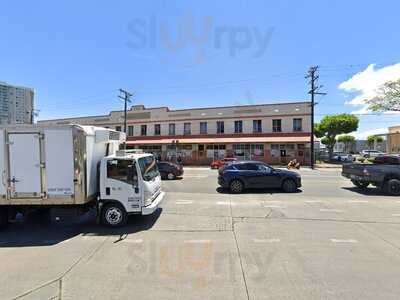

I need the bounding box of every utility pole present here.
[118,89,133,149]
[306,66,326,169]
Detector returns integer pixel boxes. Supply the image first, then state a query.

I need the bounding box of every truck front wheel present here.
[101,203,128,227]
[385,179,400,196]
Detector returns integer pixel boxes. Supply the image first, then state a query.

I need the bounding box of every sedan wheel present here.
[386,179,400,196]
[167,172,176,180]
[282,179,297,193]
[230,180,244,194]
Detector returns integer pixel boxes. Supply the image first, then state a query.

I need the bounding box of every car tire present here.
[160,172,167,180]
[351,180,369,189]
[167,172,176,180]
[385,179,400,196]
[101,203,128,227]
[282,179,297,193]
[229,179,244,194]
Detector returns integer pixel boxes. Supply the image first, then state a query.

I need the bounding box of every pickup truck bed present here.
[342,163,400,195]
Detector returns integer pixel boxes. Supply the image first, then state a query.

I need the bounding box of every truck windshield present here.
[138,156,159,181]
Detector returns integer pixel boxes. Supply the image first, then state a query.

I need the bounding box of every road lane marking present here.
[348,200,369,203]
[175,200,194,205]
[331,239,358,243]
[320,209,344,213]
[184,239,211,244]
[263,205,284,208]
[217,201,236,206]
[392,214,400,217]
[305,200,324,203]
[253,238,280,243]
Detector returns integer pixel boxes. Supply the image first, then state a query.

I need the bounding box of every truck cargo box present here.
[0,124,124,205]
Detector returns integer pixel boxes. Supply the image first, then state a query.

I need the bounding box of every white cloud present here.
[349,128,388,140]
[339,63,400,113]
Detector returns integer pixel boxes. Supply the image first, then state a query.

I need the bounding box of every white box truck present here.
[0,124,164,228]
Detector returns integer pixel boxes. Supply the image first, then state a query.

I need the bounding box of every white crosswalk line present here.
[175,200,194,205]
[320,209,344,213]
[184,239,211,244]
[331,239,358,243]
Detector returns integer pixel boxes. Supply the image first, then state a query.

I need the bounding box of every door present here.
[105,159,141,213]
[253,164,281,188]
[8,133,42,198]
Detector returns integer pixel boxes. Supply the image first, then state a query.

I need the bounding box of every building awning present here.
[126,136,311,145]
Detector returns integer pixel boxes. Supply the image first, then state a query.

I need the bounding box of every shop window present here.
[251,144,264,156]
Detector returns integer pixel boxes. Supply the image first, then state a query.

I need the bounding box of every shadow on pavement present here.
[341,187,389,196]
[0,208,162,248]
[216,187,302,195]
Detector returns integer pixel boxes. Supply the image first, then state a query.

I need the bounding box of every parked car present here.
[218,161,301,193]
[361,150,385,158]
[332,153,355,162]
[156,161,183,180]
[342,162,400,195]
[210,157,237,169]
[373,155,400,165]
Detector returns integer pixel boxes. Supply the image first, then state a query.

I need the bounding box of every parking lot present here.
[1,167,400,300]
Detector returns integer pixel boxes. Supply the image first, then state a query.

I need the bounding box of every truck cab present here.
[99,150,164,227]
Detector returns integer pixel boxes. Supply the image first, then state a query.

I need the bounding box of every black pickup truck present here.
[342,160,400,195]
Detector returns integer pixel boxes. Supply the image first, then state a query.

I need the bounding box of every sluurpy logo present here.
[126,11,274,66]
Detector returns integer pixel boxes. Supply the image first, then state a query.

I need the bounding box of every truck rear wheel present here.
[101,203,128,227]
[0,207,9,230]
[385,179,400,196]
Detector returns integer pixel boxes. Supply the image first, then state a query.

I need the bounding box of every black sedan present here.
[157,161,184,180]
[218,161,301,193]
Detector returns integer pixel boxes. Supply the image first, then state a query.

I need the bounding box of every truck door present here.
[8,133,42,198]
[105,159,141,213]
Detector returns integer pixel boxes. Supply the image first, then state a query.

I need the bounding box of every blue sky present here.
[1,0,399,138]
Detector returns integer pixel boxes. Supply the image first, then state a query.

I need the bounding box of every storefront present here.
[126,135,311,166]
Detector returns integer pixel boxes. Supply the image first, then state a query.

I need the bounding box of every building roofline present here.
[0,81,34,91]
[38,100,311,122]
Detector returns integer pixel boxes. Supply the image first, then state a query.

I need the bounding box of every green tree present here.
[366,135,384,149]
[315,114,359,159]
[367,79,400,112]
[337,134,356,153]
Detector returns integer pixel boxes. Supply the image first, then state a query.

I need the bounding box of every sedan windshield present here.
[138,156,159,181]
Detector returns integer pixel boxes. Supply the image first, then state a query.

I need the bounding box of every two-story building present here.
[38,101,312,165]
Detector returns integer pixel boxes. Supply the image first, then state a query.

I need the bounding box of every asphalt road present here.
[1,167,400,299]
